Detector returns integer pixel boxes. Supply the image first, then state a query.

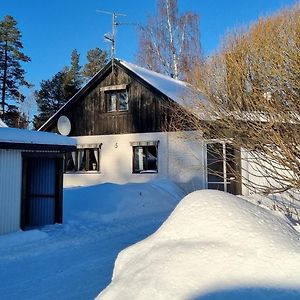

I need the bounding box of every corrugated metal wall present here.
[0,149,22,235]
[25,158,56,227]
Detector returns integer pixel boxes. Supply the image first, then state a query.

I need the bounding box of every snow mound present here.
[97,190,300,300]
[64,179,184,223]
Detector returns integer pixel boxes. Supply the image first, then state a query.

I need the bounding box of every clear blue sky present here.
[0,0,297,91]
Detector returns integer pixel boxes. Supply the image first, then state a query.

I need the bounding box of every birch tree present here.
[187,3,300,194]
[136,0,202,82]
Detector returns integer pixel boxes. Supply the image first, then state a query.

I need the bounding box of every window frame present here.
[131,141,159,174]
[206,142,235,193]
[64,145,101,174]
[106,89,129,112]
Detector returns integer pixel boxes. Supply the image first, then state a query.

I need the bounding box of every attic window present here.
[106,90,128,112]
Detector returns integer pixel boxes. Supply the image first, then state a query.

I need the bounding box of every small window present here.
[107,90,128,112]
[64,147,100,173]
[133,145,158,173]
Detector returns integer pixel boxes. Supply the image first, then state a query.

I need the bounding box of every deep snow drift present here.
[97,190,300,300]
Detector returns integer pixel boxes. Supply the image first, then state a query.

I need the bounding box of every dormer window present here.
[107,90,128,112]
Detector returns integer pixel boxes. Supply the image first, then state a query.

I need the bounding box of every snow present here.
[0,118,8,127]
[97,190,300,300]
[119,60,206,107]
[0,179,183,300]
[1,179,300,300]
[0,127,76,146]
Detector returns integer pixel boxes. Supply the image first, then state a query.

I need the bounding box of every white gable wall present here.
[0,149,22,235]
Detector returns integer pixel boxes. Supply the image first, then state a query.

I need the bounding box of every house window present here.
[206,142,236,193]
[107,90,128,112]
[131,141,159,173]
[64,145,101,173]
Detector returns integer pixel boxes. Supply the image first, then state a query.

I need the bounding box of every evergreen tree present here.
[0,15,31,124]
[33,50,83,129]
[33,70,68,129]
[64,49,83,96]
[82,47,108,80]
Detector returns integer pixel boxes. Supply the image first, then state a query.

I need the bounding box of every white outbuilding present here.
[0,127,76,235]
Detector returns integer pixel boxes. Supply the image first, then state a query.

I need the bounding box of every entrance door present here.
[21,154,63,229]
[206,142,241,195]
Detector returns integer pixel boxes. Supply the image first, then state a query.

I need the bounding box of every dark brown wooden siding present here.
[47,64,173,136]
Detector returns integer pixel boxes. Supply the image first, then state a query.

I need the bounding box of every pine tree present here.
[33,71,68,129]
[33,50,83,129]
[82,47,108,81]
[64,49,83,96]
[0,15,31,123]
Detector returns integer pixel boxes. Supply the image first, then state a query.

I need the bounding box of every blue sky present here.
[0,0,297,91]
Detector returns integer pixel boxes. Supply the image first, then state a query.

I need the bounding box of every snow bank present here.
[64,179,184,223]
[97,190,300,300]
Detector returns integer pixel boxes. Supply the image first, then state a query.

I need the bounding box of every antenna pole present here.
[97,10,126,59]
[112,13,116,59]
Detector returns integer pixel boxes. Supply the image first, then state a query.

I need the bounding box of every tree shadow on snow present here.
[192,287,300,300]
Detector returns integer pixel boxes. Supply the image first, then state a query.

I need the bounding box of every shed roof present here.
[0,127,76,151]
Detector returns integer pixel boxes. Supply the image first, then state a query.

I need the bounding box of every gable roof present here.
[39,59,203,131]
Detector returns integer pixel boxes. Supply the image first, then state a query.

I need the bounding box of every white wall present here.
[241,149,292,195]
[64,132,206,193]
[0,149,22,235]
[167,132,206,193]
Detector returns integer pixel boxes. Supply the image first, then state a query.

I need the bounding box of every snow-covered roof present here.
[0,127,76,149]
[119,60,205,107]
[39,59,208,131]
[0,118,8,127]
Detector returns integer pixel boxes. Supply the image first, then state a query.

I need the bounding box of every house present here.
[0,126,76,235]
[39,59,242,195]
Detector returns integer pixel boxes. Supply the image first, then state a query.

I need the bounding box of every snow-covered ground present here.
[1,180,300,300]
[0,179,183,300]
[98,190,300,300]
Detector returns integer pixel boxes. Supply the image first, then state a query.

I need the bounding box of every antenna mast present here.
[96,10,126,59]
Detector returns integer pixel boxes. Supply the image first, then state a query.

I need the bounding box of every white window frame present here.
[64,144,101,174]
[131,141,159,174]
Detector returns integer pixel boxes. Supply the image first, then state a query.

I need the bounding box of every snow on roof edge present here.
[0,127,76,146]
[0,118,8,127]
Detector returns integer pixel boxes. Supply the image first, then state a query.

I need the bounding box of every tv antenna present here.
[96,10,127,59]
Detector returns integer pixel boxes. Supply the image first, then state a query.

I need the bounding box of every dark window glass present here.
[107,90,128,112]
[64,152,76,172]
[64,148,100,173]
[133,145,158,173]
[207,143,224,182]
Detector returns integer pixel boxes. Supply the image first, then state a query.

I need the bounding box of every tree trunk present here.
[1,41,8,117]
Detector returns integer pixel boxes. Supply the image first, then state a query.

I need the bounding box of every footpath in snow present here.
[0,179,183,300]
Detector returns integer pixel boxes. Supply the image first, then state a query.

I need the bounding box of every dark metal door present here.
[21,154,63,229]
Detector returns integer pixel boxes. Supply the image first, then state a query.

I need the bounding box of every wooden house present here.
[39,59,242,194]
[0,126,76,235]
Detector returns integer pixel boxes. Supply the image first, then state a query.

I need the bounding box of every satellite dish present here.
[57,116,71,136]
